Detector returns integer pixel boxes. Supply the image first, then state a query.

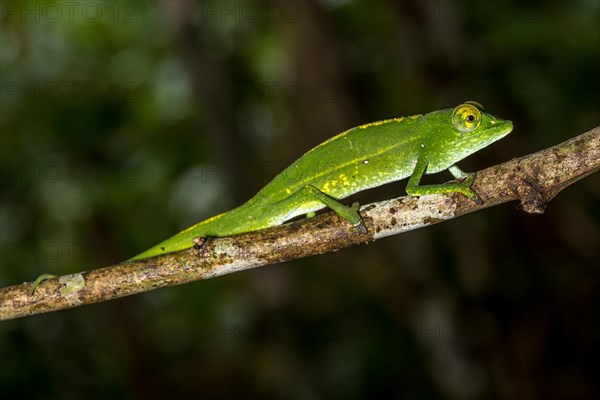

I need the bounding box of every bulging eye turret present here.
[452,103,482,133]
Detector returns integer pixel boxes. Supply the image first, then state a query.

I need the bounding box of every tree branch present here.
[1,126,598,321]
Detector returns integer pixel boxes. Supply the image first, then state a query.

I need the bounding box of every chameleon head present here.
[424,101,513,173]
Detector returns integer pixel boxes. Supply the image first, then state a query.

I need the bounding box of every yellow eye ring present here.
[452,103,481,132]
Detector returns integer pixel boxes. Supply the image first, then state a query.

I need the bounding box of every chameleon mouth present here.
[468,119,513,151]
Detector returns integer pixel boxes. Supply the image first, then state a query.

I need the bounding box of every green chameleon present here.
[130,101,512,261]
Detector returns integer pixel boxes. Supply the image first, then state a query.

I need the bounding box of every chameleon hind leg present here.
[278,185,366,232]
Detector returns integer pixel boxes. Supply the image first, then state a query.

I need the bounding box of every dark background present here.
[1,1,599,399]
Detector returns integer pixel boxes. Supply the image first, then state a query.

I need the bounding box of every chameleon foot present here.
[351,202,368,234]
[457,175,483,204]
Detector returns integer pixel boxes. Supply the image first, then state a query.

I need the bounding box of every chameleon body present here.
[130,102,512,261]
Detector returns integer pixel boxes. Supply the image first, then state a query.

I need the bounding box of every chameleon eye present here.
[452,103,481,133]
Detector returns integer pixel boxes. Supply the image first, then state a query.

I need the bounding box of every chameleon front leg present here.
[281,185,366,232]
[406,156,476,199]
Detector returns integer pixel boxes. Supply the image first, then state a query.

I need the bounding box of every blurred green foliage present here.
[1,0,599,398]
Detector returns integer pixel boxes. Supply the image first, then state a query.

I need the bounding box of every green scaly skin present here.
[129,101,512,261]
